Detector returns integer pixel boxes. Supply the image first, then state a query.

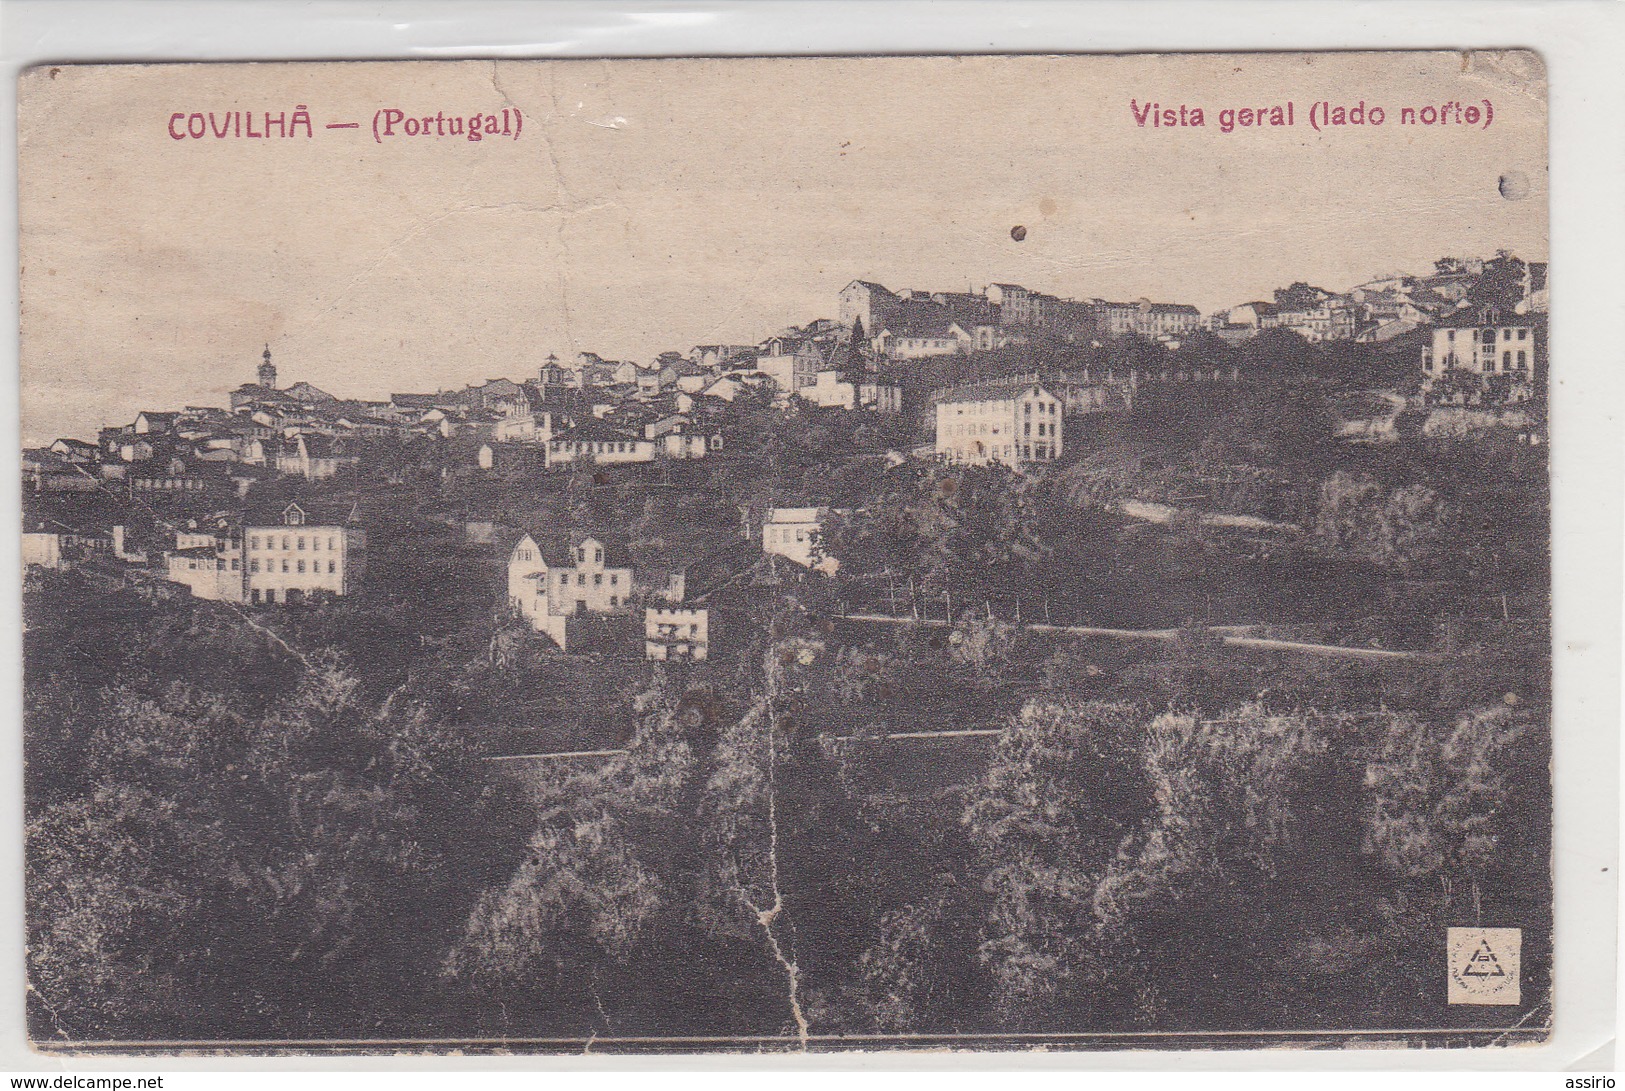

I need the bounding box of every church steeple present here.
[258,344,277,389]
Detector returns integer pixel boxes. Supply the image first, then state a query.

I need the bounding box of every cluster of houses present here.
[499,504,842,661]
[839,260,1547,410]
[20,330,907,506]
[837,279,1203,356]
[23,257,1548,626]
[22,494,366,609]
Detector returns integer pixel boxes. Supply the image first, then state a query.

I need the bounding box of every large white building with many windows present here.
[244,500,366,605]
[507,532,636,650]
[934,381,1064,467]
[1420,309,1544,404]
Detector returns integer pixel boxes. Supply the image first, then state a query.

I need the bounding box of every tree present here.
[1087,705,1337,1024]
[445,678,700,1007]
[1314,471,1457,574]
[27,651,518,1040]
[850,874,979,1032]
[963,700,1150,1027]
[1366,704,1544,917]
[1237,327,1318,379]
[1273,282,1331,312]
[1467,250,1528,312]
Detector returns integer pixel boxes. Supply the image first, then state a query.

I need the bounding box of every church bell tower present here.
[258,345,277,389]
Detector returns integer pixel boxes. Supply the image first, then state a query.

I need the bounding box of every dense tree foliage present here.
[27,651,525,1040]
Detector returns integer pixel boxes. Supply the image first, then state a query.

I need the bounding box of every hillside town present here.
[24,241,1556,1050]
[22,254,1548,666]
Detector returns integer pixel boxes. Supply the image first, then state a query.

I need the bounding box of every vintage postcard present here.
[19,53,1551,1053]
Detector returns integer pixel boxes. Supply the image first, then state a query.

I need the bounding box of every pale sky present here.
[18,52,1547,444]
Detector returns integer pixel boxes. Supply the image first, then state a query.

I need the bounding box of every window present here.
[281,536,290,550]
[610,575,618,586]
[297,560,306,573]
[593,574,603,587]
[595,548,603,563]
[1518,351,1527,368]
[328,537,335,550]
[577,573,586,586]
[1502,351,1512,369]
[313,538,321,550]
[328,560,336,574]
[231,559,240,571]
[297,537,305,550]
[1518,329,1528,341]
[609,595,618,607]
[281,559,289,573]
[560,574,569,586]
[250,560,260,573]
[249,536,259,549]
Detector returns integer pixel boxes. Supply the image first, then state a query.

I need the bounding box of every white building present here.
[645,605,709,661]
[275,433,357,481]
[166,525,246,601]
[1421,311,1543,404]
[494,411,554,447]
[22,520,112,569]
[934,382,1064,466]
[507,533,636,650]
[244,501,366,605]
[21,531,64,569]
[802,370,904,413]
[548,420,655,466]
[658,427,722,460]
[763,507,838,574]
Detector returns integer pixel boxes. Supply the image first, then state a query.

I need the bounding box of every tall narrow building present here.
[257,344,277,390]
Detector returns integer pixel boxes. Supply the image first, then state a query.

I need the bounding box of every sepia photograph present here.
[17,51,1555,1053]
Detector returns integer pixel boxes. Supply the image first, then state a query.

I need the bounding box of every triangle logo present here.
[1462,939,1506,978]
[1448,927,1521,1005]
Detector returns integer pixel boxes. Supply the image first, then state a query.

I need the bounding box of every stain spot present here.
[49,67,60,80]
[1009,225,1027,242]
[1503,691,1519,706]
[1037,197,1057,217]
[1498,171,1530,200]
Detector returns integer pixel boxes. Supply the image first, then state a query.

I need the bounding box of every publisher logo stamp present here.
[1447,927,1521,1005]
